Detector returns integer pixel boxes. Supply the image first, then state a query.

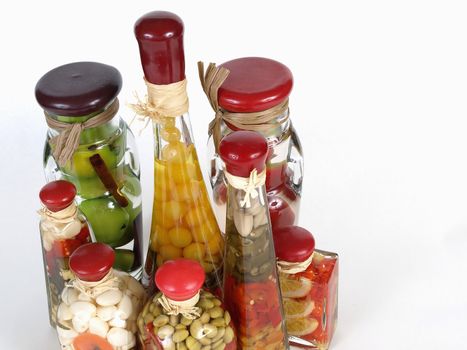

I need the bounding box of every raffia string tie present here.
[277,252,315,274]
[45,98,120,167]
[158,293,201,319]
[67,270,121,299]
[225,169,266,208]
[129,78,189,130]
[198,61,290,152]
[38,204,82,252]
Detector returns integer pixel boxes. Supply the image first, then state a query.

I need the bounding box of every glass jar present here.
[219,131,289,350]
[134,11,223,292]
[137,258,237,350]
[204,57,303,233]
[56,243,146,350]
[35,62,143,279]
[273,226,338,349]
[38,180,92,327]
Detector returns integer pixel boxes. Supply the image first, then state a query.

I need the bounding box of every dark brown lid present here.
[134,11,185,85]
[35,62,122,117]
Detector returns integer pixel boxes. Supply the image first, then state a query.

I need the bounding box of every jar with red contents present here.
[38,180,91,327]
[137,258,237,350]
[219,131,289,350]
[273,226,338,349]
[200,57,303,233]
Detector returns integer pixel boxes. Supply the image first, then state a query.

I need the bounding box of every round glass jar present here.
[137,258,237,350]
[206,57,303,233]
[56,243,146,350]
[273,226,338,349]
[36,62,143,279]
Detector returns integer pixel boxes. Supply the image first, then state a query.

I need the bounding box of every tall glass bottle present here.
[219,131,289,350]
[36,62,143,279]
[133,11,223,292]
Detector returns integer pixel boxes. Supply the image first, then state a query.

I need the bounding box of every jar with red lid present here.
[36,62,143,278]
[132,11,223,292]
[38,180,91,327]
[273,226,338,349]
[137,258,237,350]
[219,131,289,350]
[199,57,303,233]
[56,243,146,350]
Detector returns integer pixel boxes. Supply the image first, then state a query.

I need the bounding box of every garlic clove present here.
[107,327,132,347]
[234,211,253,237]
[61,287,79,306]
[89,316,109,338]
[69,301,97,317]
[96,289,123,307]
[97,305,117,321]
[72,313,91,333]
[109,316,127,328]
[57,303,72,321]
[115,294,133,320]
[57,326,78,345]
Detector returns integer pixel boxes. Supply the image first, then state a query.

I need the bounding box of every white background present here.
[1,0,467,349]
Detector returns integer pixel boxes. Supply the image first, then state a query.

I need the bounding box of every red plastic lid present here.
[35,62,122,117]
[273,226,315,263]
[219,131,269,177]
[134,11,185,85]
[39,180,77,212]
[69,243,115,282]
[218,57,293,113]
[155,259,205,301]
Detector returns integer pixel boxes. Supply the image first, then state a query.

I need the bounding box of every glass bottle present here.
[137,258,237,350]
[219,131,289,350]
[134,11,223,292]
[204,57,303,233]
[273,226,338,349]
[38,180,92,327]
[56,243,146,350]
[36,62,143,279]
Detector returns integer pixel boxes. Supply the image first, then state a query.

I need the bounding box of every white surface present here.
[1,0,467,349]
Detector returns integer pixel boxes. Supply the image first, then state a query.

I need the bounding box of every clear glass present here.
[40,212,91,328]
[142,115,224,292]
[43,105,143,279]
[223,183,289,350]
[279,249,338,349]
[56,270,146,350]
[137,289,237,350]
[209,111,304,233]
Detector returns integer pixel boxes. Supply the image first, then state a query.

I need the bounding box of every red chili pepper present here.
[52,238,83,258]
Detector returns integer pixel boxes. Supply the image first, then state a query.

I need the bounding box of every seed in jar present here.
[204,324,218,339]
[212,342,226,350]
[115,294,133,320]
[153,315,170,327]
[200,346,210,350]
[176,324,187,330]
[209,306,223,319]
[181,316,193,326]
[170,314,180,326]
[173,329,190,343]
[211,327,225,342]
[109,316,126,328]
[177,343,188,350]
[223,311,231,325]
[72,313,91,333]
[185,336,201,350]
[184,207,207,228]
[198,337,211,345]
[233,211,253,237]
[210,318,225,327]
[96,289,123,307]
[158,324,175,339]
[162,141,187,163]
[223,327,234,344]
[160,244,183,260]
[189,320,204,340]
[211,337,224,348]
[61,288,79,306]
[197,298,214,310]
[212,299,221,307]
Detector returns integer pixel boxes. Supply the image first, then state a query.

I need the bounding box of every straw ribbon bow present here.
[45,99,120,167]
[225,169,267,208]
[158,294,201,320]
[67,271,121,299]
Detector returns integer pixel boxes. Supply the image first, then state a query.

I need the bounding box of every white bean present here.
[69,301,96,317]
[115,294,133,320]
[109,316,127,328]
[72,313,91,333]
[97,305,117,321]
[96,289,123,307]
[107,327,132,347]
[89,316,109,338]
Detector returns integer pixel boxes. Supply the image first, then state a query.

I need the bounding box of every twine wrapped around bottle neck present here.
[45,98,120,167]
[198,62,290,152]
[158,292,201,320]
[129,78,189,129]
[225,169,267,208]
[277,252,314,274]
[67,270,121,299]
[38,204,82,251]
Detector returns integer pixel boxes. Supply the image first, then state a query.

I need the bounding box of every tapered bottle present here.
[133,11,224,292]
[219,131,289,350]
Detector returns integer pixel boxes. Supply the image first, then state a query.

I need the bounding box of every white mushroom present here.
[107,327,133,347]
[89,316,109,338]
[96,289,123,307]
[57,326,78,346]
[61,287,79,306]
[97,305,117,321]
[109,316,127,328]
[57,303,72,321]
[115,294,133,320]
[69,301,96,317]
[72,313,91,333]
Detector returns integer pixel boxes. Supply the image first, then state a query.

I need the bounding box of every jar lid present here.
[155,259,205,301]
[273,226,315,263]
[219,131,268,177]
[39,180,76,212]
[69,243,115,282]
[35,61,122,117]
[134,11,185,85]
[218,57,293,113]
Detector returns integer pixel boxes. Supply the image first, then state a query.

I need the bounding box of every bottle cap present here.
[219,131,268,177]
[155,259,205,301]
[69,243,115,282]
[273,226,315,263]
[39,180,76,212]
[218,57,293,113]
[134,11,185,85]
[35,62,122,117]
